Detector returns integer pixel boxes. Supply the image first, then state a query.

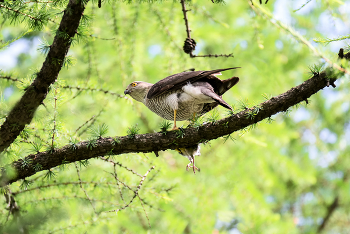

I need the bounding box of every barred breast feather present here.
[144,89,204,121]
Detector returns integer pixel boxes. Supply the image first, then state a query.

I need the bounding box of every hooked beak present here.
[124,89,130,95]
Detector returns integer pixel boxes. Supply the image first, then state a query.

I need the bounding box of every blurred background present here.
[1,0,350,233]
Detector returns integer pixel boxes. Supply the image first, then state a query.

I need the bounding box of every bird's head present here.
[124,81,153,103]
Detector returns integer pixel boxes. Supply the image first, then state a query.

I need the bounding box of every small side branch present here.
[0,75,24,83]
[105,166,155,214]
[180,0,234,58]
[4,189,21,224]
[180,0,191,39]
[74,162,97,215]
[317,196,339,233]
[0,4,43,21]
[0,3,56,23]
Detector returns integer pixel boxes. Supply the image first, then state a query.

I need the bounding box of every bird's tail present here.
[219,77,239,96]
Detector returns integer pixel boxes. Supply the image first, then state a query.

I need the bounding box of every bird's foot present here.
[186,162,200,174]
[172,126,179,130]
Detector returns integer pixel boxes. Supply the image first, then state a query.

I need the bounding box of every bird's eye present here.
[131,82,137,87]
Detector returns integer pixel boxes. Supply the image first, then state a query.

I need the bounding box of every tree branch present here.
[0,0,88,154]
[317,196,339,233]
[180,0,234,58]
[0,71,338,187]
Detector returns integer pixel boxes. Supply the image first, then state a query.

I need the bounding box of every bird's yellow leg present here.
[172,109,179,130]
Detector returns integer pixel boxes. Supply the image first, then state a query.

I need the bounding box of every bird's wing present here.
[147,67,239,99]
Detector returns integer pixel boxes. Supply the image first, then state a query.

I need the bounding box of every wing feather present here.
[147,67,240,99]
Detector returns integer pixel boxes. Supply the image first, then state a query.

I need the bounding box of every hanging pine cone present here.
[183,38,196,54]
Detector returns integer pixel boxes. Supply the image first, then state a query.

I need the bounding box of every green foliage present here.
[89,123,109,138]
[20,179,33,190]
[314,34,350,45]
[29,139,44,153]
[37,38,51,55]
[239,99,250,110]
[86,138,97,149]
[175,128,185,138]
[112,137,121,145]
[78,159,90,168]
[159,120,172,134]
[44,169,56,180]
[246,105,261,120]
[0,29,32,50]
[261,93,271,101]
[308,64,324,76]
[206,109,220,124]
[187,114,203,129]
[222,133,235,143]
[226,104,236,116]
[33,163,43,172]
[69,138,79,150]
[127,124,139,139]
[1,0,350,233]
[20,157,32,168]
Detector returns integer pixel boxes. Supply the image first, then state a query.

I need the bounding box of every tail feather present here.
[200,87,233,110]
[218,77,239,96]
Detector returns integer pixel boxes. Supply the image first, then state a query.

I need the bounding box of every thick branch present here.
[317,196,339,233]
[0,0,87,153]
[0,72,337,186]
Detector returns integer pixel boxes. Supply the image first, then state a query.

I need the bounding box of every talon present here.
[185,158,200,174]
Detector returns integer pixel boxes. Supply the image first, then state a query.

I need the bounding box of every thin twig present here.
[113,164,126,204]
[180,0,191,39]
[23,195,123,206]
[152,7,182,52]
[100,157,143,178]
[0,4,42,21]
[180,0,234,58]
[61,85,125,98]
[75,109,103,135]
[0,4,56,23]
[74,162,97,215]
[4,189,21,224]
[24,1,53,3]
[138,194,151,228]
[248,0,349,75]
[13,181,122,195]
[106,166,155,213]
[0,75,24,83]
[89,35,116,40]
[192,53,234,58]
[51,88,57,151]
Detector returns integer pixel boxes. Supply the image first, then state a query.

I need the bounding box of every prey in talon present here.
[176,144,201,174]
[124,68,240,171]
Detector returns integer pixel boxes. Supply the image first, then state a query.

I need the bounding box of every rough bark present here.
[0,72,337,186]
[0,0,87,153]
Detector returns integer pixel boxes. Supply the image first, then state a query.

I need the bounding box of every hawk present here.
[124,67,239,130]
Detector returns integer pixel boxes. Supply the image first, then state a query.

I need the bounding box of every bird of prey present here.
[176,144,201,174]
[124,67,239,130]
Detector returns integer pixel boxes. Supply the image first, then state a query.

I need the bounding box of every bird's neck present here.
[131,87,152,103]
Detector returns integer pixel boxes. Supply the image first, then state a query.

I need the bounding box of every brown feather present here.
[147,67,240,99]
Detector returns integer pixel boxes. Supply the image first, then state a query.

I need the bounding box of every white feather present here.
[165,93,179,110]
[182,83,214,103]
